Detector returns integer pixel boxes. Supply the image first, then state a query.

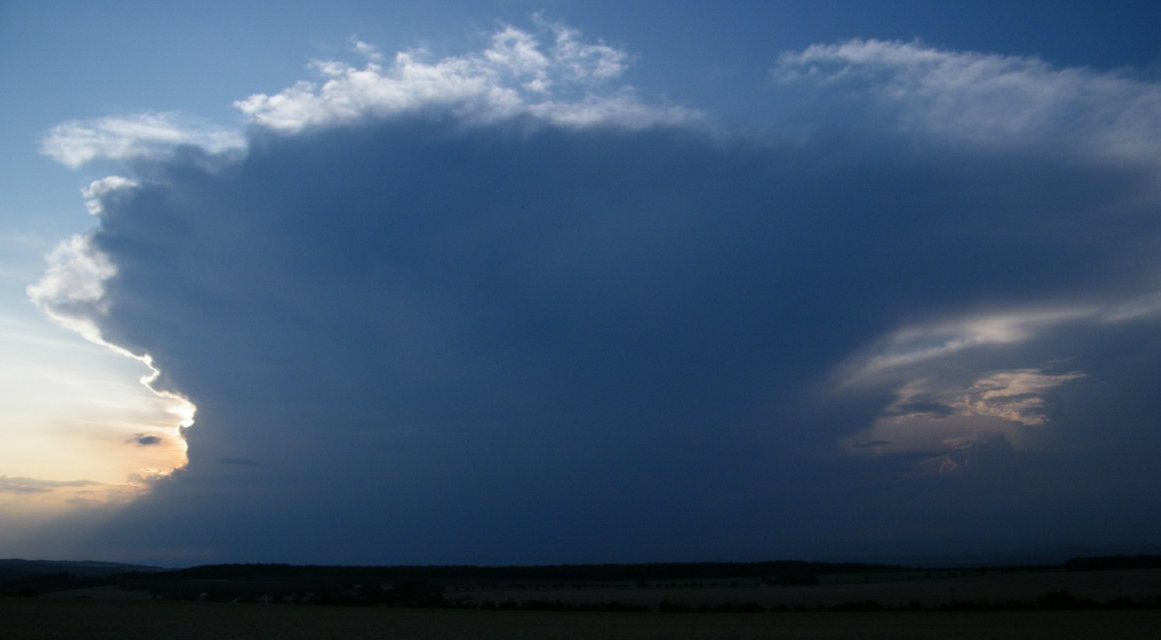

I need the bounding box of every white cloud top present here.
[81,176,139,216]
[236,20,692,133]
[39,21,693,171]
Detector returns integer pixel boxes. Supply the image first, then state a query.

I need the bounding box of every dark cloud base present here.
[78,116,1161,565]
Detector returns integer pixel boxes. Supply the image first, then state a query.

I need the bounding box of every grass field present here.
[5,597,1161,640]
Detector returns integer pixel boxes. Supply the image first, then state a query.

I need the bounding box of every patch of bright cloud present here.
[26,233,116,344]
[840,367,1083,471]
[235,20,692,133]
[40,112,245,168]
[957,369,1086,426]
[81,176,139,216]
[832,296,1161,464]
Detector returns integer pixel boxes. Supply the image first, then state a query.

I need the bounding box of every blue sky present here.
[3,1,1161,565]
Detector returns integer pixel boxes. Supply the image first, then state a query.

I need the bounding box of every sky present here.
[2,1,1161,566]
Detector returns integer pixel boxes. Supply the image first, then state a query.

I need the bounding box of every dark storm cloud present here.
[70,114,1161,563]
[219,457,258,467]
[130,434,162,446]
[34,28,1161,563]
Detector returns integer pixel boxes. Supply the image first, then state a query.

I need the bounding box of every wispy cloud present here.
[0,476,101,494]
[0,475,145,508]
[40,112,245,168]
[839,308,1093,385]
[774,39,1161,168]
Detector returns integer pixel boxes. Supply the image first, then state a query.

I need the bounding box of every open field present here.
[453,568,1161,610]
[7,561,1161,638]
[4,597,1161,640]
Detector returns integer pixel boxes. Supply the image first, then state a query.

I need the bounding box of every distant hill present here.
[0,559,161,581]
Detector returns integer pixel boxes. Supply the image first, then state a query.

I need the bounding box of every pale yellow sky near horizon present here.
[0,310,188,508]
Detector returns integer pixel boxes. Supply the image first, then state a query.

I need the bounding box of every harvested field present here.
[4,597,1161,640]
